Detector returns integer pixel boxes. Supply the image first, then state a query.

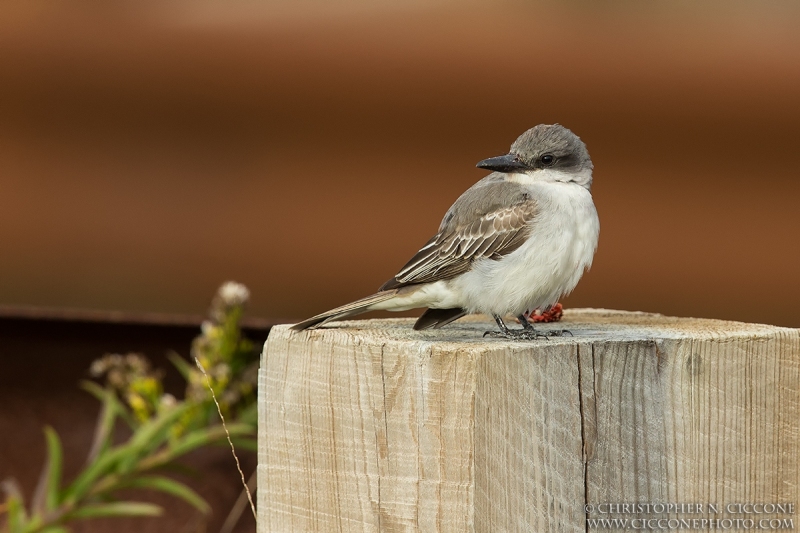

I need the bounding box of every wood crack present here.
[576,344,590,533]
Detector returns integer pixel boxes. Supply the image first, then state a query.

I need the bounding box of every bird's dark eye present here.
[540,154,555,166]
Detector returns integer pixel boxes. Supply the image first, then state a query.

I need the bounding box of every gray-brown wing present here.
[380,194,537,291]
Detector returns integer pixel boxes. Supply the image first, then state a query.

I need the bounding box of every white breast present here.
[449,179,599,316]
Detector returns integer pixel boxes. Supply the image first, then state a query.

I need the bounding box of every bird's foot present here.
[483,328,573,340]
[484,314,572,340]
[483,329,551,340]
[545,328,573,337]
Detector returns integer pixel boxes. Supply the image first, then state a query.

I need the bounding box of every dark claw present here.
[544,329,573,337]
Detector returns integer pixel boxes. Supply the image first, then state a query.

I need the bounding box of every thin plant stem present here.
[194,358,256,521]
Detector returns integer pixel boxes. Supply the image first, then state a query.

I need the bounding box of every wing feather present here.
[380,197,537,290]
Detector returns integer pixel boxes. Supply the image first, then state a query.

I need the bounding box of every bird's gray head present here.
[477,124,594,189]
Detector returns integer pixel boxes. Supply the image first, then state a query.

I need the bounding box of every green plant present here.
[0,282,259,533]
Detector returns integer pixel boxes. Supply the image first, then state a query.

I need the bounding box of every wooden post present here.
[257,309,800,532]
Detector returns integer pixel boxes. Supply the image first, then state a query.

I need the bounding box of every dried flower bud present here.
[209,281,250,324]
[159,393,177,409]
[218,281,250,307]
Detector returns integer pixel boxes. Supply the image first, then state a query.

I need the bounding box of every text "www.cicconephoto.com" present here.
[586,518,794,530]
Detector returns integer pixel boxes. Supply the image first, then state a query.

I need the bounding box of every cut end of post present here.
[257,309,800,532]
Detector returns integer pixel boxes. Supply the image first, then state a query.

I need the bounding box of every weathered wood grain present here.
[258,309,800,532]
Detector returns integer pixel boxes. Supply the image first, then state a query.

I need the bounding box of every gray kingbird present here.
[292,124,599,339]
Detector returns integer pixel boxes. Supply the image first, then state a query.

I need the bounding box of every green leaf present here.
[72,399,188,493]
[121,476,210,514]
[81,381,136,429]
[85,386,119,464]
[44,427,63,510]
[168,424,253,458]
[138,423,252,471]
[166,351,193,380]
[162,430,215,459]
[68,501,163,519]
[117,402,193,472]
[5,498,27,533]
[1,480,27,533]
[61,446,128,504]
[80,380,107,402]
[32,427,63,513]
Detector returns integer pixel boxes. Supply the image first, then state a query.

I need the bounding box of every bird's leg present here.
[518,314,535,330]
[495,314,512,334]
[484,314,548,340]
[515,314,549,339]
[521,313,573,337]
[482,314,513,337]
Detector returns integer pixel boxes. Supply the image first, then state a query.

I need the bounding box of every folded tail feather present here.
[413,307,467,330]
[291,290,399,331]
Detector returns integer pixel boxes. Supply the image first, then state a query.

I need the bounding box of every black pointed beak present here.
[476,153,529,173]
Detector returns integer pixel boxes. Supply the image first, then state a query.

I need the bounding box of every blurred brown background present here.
[1,0,799,327]
[1,2,799,532]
